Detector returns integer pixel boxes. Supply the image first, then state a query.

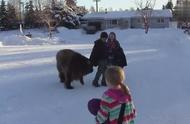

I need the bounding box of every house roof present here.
[82,9,173,19]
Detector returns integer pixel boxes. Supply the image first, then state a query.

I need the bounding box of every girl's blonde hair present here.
[105,66,129,95]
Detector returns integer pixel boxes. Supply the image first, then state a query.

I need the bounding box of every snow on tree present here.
[65,0,77,7]
[57,0,87,29]
[0,0,87,30]
[34,0,87,29]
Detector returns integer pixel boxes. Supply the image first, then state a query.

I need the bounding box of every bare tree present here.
[130,7,135,11]
[34,0,54,9]
[36,7,59,38]
[135,0,156,33]
[108,7,113,12]
[119,8,123,11]
[8,0,19,8]
[89,6,96,13]
[99,7,104,12]
[31,0,42,10]
[8,0,20,16]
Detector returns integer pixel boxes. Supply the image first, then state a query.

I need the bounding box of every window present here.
[137,19,141,23]
[157,18,164,23]
[112,20,118,25]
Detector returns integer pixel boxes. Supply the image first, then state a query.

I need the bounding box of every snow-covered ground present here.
[0,27,190,124]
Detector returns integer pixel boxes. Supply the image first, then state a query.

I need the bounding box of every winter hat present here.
[88,98,101,116]
[100,32,108,38]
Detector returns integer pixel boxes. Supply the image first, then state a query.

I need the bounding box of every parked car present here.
[83,25,97,34]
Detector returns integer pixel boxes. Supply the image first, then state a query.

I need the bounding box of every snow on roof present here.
[82,9,172,19]
[83,11,133,19]
[149,9,173,18]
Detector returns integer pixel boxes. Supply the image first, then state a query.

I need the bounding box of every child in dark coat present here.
[90,32,109,87]
[107,32,127,68]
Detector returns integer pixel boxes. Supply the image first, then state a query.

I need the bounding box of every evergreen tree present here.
[0,0,8,29]
[7,3,18,29]
[89,6,95,13]
[24,1,35,28]
[166,0,173,11]
[50,0,64,29]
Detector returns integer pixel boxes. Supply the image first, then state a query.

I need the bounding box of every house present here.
[81,9,173,33]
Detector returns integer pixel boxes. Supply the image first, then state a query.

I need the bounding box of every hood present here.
[104,88,131,103]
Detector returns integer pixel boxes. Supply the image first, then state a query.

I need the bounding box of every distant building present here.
[81,9,173,33]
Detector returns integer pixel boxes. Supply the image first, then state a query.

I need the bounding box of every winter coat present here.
[96,88,136,124]
[107,40,127,67]
[90,39,108,66]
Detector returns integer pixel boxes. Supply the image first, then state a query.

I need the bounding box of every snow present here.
[0,27,190,124]
[0,41,3,47]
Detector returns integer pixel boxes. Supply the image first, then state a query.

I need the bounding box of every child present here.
[88,66,136,124]
[90,32,109,87]
[107,32,127,68]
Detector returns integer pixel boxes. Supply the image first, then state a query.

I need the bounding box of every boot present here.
[92,80,100,87]
[101,82,107,86]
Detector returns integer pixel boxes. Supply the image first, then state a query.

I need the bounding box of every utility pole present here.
[19,0,24,34]
[18,0,24,23]
[19,0,21,24]
[93,0,100,12]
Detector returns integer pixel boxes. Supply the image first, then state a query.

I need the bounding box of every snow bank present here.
[0,41,3,47]
[1,34,61,46]
[0,27,190,53]
[0,29,62,46]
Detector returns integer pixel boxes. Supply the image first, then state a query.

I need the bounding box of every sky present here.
[77,0,177,10]
[4,0,177,11]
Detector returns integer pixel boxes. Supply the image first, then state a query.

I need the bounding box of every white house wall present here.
[131,18,144,28]
[118,19,131,29]
[131,17,170,28]
[149,18,170,28]
[103,18,131,29]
